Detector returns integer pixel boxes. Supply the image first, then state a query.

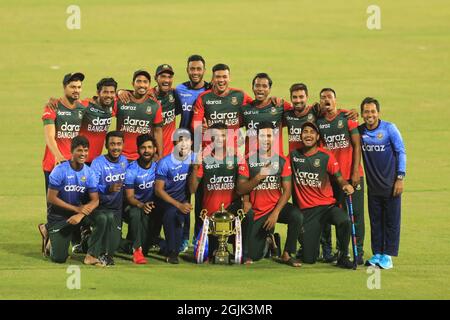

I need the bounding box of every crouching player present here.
[89,131,128,266]
[290,122,354,268]
[155,129,194,264]
[237,122,303,266]
[123,134,158,264]
[46,136,99,264]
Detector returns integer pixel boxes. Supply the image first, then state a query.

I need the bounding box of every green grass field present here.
[1,0,449,300]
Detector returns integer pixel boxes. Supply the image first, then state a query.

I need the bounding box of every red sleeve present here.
[283,101,293,112]
[41,106,56,122]
[192,95,205,131]
[281,156,292,177]
[243,92,253,105]
[196,163,204,179]
[153,101,163,125]
[326,152,340,176]
[112,97,118,117]
[80,98,91,107]
[238,160,250,178]
[347,119,359,132]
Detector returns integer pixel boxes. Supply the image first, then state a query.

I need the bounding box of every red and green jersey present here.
[196,153,242,216]
[240,100,292,155]
[79,99,113,163]
[41,100,85,172]
[283,104,320,152]
[114,96,163,160]
[316,110,363,180]
[150,88,179,157]
[290,148,341,209]
[238,153,291,220]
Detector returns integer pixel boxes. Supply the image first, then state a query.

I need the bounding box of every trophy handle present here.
[200,209,208,221]
[236,208,245,221]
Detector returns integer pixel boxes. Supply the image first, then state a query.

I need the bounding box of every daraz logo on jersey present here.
[173,172,188,182]
[138,180,155,190]
[294,170,322,188]
[181,102,192,112]
[255,175,280,191]
[206,100,222,105]
[58,122,80,139]
[323,134,349,150]
[64,185,86,192]
[362,144,386,152]
[208,111,239,126]
[88,117,111,132]
[121,116,151,134]
[105,172,125,183]
[163,109,176,125]
[207,175,235,191]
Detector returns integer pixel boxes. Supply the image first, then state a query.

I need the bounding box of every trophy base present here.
[213,254,230,265]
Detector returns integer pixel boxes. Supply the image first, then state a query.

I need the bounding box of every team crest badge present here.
[226,161,234,170]
[81,176,86,182]
[313,158,321,168]
[271,107,277,114]
[169,94,175,103]
[231,97,238,106]
[377,133,383,140]
[307,113,314,121]
[146,106,152,115]
[78,110,83,119]
[356,184,362,191]
[338,120,344,129]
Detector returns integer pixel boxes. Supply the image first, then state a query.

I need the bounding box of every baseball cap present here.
[133,70,151,82]
[62,72,85,86]
[155,64,174,76]
[301,121,320,134]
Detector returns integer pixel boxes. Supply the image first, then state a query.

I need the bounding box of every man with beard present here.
[317,88,365,264]
[89,131,129,266]
[155,129,195,264]
[115,70,163,161]
[45,136,99,264]
[122,134,158,264]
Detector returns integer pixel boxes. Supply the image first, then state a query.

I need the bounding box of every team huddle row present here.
[39,54,406,269]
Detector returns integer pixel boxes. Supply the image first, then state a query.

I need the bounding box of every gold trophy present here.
[200,203,245,265]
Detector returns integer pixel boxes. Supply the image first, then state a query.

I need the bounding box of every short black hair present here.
[252,73,272,88]
[360,97,380,113]
[96,78,118,92]
[320,88,336,98]
[290,83,308,96]
[209,122,228,131]
[187,54,206,67]
[105,130,124,147]
[71,135,89,152]
[136,133,156,149]
[212,63,230,74]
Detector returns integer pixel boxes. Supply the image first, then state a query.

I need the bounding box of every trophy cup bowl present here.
[200,203,245,265]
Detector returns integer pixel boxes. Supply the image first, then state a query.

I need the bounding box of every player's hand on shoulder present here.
[117,89,132,103]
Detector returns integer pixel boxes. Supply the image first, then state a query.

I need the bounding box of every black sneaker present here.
[166,253,179,264]
[337,255,355,269]
[273,233,281,258]
[322,252,338,263]
[105,254,115,266]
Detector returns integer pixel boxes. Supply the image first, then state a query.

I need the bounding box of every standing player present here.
[290,122,354,268]
[90,131,129,266]
[176,54,210,129]
[189,123,254,261]
[317,88,365,264]
[123,134,158,264]
[154,129,194,264]
[359,97,406,269]
[45,136,99,264]
[237,122,302,266]
[240,73,292,155]
[115,70,163,161]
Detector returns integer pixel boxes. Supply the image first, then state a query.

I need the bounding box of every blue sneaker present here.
[365,254,382,267]
[179,240,189,253]
[377,254,393,269]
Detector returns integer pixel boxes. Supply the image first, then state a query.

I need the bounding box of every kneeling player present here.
[237,122,303,266]
[290,122,354,268]
[155,129,194,264]
[123,134,158,264]
[46,136,99,264]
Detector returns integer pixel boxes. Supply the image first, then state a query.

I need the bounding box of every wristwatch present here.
[396,174,405,180]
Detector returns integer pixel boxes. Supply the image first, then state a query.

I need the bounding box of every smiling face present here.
[98,85,116,107]
[138,140,155,162]
[253,78,271,102]
[300,125,320,148]
[72,145,89,165]
[156,72,174,93]
[212,70,230,94]
[187,60,205,86]
[291,89,308,112]
[133,75,150,96]
[362,102,380,128]
[64,80,82,101]
[106,136,123,159]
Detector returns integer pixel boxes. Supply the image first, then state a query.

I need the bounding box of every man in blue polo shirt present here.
[358,97,406,270]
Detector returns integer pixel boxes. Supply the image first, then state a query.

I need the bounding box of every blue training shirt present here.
[47,161,97,224]
[156,152,195,202]
[125,160,157,203]
[91,154,128,213]
[175,81,210,129]
[359,120,406,197]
